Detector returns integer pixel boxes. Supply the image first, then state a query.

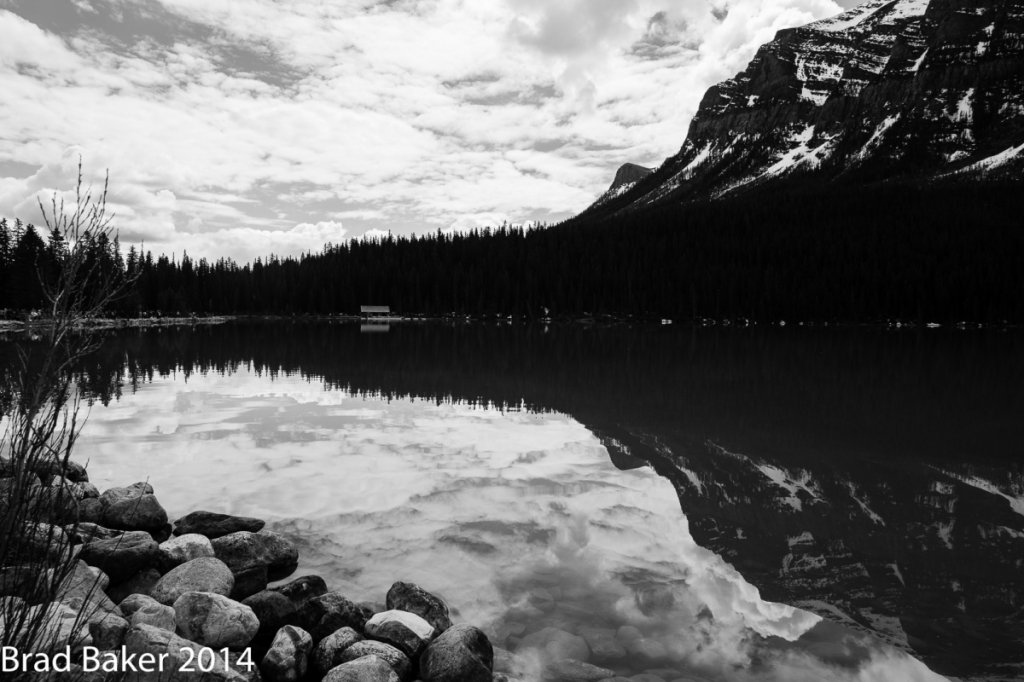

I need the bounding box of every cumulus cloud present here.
[0,0,845,260]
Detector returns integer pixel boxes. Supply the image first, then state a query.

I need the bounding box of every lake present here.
[6,321,1023,681]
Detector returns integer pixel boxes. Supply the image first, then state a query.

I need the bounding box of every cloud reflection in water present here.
[77,369,945,682]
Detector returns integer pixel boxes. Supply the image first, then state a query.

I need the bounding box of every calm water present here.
[5,321,1024,681]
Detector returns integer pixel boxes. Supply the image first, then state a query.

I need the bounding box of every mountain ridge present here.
[580,0,1024,219]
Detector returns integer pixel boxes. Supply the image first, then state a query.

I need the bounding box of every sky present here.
[0,0,859,262]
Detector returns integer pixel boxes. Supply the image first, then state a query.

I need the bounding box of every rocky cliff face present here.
[590,163,654,209]
[588,0,1024,216]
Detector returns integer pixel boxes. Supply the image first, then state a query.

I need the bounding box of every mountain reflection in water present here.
[4,321,1021,681]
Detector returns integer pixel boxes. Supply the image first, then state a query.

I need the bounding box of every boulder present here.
[272,574,327,602]
[32,486,81,524]
[386,581,452,633]
[123,623,248,681]
[88,612,129,650]
[212,531,298,580]
[150,556,234,605]
[364,609,434,658]
[56,560,119,622]
[78,498,104,524]
[66,521,124,544]
[99,482,153,507]
[120,593,163,619]
[578,627,626,662]
[543,659,616,681]
[17,522,74,563]
[261,625,313,682]
[103,494,168,534]
[80,482,100,498]
[106,568,161,604]
[129,599,176,631]
[294,592,372,643]
[0,565,48,603]
[312,627,364,676]
[174,511,265,539]
[159,533,215,567]
[78,530,161,583]
[323,655,400,682]
[230,565,268,601]
[420,624,493,682]
[174,591,260,648]
[337,640,411,680]
[242,575,328,646]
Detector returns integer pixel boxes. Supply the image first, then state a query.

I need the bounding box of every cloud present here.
[0,0,845,260]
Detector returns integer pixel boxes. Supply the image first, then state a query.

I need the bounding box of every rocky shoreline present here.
[4,456,708,682]
[2,460,499,682]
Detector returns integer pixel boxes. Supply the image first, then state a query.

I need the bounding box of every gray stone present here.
[174,591,260,648]
[364,609,434,659]
[174,511,266,539]
[261,624,313,682]
[130,600,176,630]
[78,530,161,583]
[99,482,153,507]
[312,626,364,676]
[230,565,268,601]
[122,623,248,681]
[323,655,400,682]
[151,556,234,605]
[159,533,215,567]
[212,531,298,581]
[420,624,493,682]
[120,593,163,618]
[579,627,627,662]
[337,640,411,680]
[78,497,104,524]
[88,612,129,649]
[56,560,119,622]
[106,568,161,604]
[67,522,124,544]
[386,581,452,633]
[294,592,372,643]
[103,493,168,534]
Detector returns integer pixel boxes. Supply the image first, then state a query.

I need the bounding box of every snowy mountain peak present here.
[582,0,1024,217]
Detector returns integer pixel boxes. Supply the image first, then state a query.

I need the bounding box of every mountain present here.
[583,0,1024,218]
[590,163,653,208]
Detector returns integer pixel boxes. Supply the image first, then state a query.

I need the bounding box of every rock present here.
[364,609,434,658]
[99,482,153,507]
[120,593,163,618]
[49,476,87,500]
[174,591,260,648]
[174,511,266,539]
[56,560,119,622]
[212,531,298,581]
[420,624,493,682]
[130,599,176,630]
[312,627,364,676]
[89,612,129,649]
[67,521,124,544]
[578,627,626,662]
[543,659,615,681]
[323,655,401,682]
[78,530,161,583]
[18,522,74,563]
[261,625,312,682]
[386,581,452,633]
[159,533,215,567]
[103,493,168,534]
[294,592,372,643]
[0,565,48,602]
[123,623,248,681]
[230,565,268,601]
[78,498,104,524]
[516,627,590,664]
[80,482,100,498]
[624,638,667,662]
[106,568,161,604]
[338,640,411,680]
[32,486,80,524]
[272,575,328,602]
[634,586,675,616]
[150,556,234,605]
[629,675,667,682]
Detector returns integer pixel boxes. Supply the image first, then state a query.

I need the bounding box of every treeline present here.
[2,180,1023,322]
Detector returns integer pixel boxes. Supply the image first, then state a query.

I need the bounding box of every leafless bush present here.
[1,161,135,676]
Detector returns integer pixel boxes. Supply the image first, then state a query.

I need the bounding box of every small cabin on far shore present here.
[360,305,391,318]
